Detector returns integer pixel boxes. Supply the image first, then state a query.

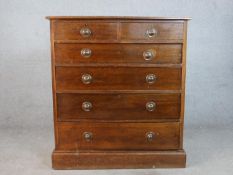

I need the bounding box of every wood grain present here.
[52,150,186,169]
[54,43,182,64]
[54,21,118,41]
[56,122,180,151]
[179,21,188,149]
[49,21,60,149]
[55,67,182,91]
[57,93,181,121]
[120,22,184,42]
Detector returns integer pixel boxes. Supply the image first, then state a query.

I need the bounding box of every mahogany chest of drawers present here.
[47,16,190,169]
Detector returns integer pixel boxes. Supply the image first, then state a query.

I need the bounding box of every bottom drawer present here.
[56,122,180,151]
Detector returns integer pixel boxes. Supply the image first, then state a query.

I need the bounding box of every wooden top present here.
[46,16,191,20]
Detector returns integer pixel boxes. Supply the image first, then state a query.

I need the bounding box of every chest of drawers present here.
[47,16,190,169]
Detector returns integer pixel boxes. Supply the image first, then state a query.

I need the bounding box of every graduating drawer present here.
[56,67,181,91]
[120,22,184,43]
[56,122,180,151]
[54,21,118,41]
[57,93,181,121]
[55,43,182,65]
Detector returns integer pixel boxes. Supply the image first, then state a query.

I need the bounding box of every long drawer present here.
[56,67,181,91]
[56,122,180,151]
[57,93,181,121]
[55,43,182,65]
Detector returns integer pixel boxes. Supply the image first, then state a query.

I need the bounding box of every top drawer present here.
[54,21,118,41]
[121,22,184,43]
[53,21,184,43]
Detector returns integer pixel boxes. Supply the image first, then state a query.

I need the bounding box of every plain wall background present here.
[0,0,233,131]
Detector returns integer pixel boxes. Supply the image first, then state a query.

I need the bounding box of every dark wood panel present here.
[50,21,60,148]
[54,43,182,64]
[56,122,180,151]
[57,93,181,120]
[55,67,182,91]
[52,150,186,169]
[179,21,188,149]
[54,21,118,41]
[121,22,184,42]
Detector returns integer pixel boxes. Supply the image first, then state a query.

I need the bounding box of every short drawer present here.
[121,22,184,42]
[57,93,181,121]
[56,67,181,91]
[55,43,182,64]
[54,21,118,41]
[56,122,180,151]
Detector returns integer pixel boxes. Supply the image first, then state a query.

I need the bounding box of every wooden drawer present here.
[56,67,181,91]
[121,22,184,42]
[57,93,181,121]
[55,43,182,65]
[54,21,118,41]
[56,122,180,151]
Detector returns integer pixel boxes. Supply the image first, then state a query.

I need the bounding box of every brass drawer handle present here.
[145,28,157,38]
[81,48,92,58]
[143,50,155,61]
[146,101,156,111]
[146,74,156,84]
[82,101,92,112]
[80,27,92,38]
[146,131,155,142]
[83,132,93,141]
[81,74,92,84]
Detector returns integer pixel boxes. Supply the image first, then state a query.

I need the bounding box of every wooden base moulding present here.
[52,150,186,169]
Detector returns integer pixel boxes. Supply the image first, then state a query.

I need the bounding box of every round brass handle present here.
[146,28,157,38]
[83,132,93,141]
[81,48,92,58]
[146,74,156,84]
[146,101,156,112]
[81,74,92,84]
[143,50,155,61]
[82,101,92,112]
[146,131,155,142]
[80,27,92,37]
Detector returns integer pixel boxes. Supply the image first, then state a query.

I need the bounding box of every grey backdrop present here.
[0,0,233,174]
[1,0,232,129]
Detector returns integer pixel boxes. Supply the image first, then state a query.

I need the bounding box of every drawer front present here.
[57,122,180,151]
[56,67,181,91]
[121,22,184,42]
[54,21,118,41]
[57,93,181,121]
[55,43,182,64]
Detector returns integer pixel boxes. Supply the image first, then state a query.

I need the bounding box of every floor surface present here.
[0,125,232,175]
